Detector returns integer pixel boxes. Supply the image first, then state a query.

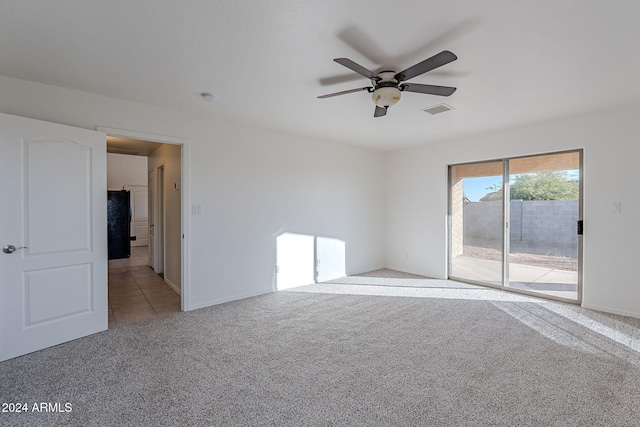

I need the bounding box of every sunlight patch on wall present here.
[275,233,346,291]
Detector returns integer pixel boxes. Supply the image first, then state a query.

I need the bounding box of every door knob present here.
[3,245,27,254]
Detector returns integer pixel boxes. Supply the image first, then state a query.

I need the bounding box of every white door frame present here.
[98,127,189,311]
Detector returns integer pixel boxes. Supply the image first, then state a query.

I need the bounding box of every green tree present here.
[486,171,578,201]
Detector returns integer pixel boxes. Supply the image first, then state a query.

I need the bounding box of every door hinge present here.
[577,220,584,235]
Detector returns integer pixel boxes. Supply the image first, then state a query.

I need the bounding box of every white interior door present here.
[126,185,148,247]
[148,170,155,269]
[156,166,165,274]
[0,112,108,362]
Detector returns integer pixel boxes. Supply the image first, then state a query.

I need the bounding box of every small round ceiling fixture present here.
[201,93,216,102]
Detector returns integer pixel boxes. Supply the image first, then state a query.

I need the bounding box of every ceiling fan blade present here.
[318,73,364,86]
[334,58,380,81]
[317,87,372,99]
[374,106,387,117]
[400,83,457,96]
[395,50,457,82]
[337,26,389,65]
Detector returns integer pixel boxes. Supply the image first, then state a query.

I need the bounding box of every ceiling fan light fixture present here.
[372,86,401,108]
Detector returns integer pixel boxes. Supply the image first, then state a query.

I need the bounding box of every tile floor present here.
[108,246,181,328]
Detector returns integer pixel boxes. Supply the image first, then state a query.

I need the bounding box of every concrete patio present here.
[451,256,578,300]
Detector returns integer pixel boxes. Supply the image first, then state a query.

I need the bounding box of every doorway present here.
[103,128,187,325]
[448,150,582,303]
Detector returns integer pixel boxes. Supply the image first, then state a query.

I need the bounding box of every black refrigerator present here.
[107,190,131,259]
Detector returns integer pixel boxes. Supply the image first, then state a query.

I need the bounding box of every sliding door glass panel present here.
[450,161,504,286]
[505,152,580,300]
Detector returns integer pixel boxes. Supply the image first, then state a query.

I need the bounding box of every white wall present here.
[0,75,386,310]
[187,120,386,307]
[106,153,147,190]
[386,102,640,318]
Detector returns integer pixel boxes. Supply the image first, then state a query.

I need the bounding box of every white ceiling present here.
[1,0,639,151]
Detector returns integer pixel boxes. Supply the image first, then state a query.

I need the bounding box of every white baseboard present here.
[186,289,272,311]
[164,277,181,295]
[582,303,640,319]
[349,265,386,275]
[385,265,446,279]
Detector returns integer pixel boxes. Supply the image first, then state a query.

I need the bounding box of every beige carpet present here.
[1,272,640,426]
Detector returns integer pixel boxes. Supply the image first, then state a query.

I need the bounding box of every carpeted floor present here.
[1,272,640,426]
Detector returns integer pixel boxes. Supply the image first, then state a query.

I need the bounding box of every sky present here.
[463,176,502,202]
[463,170,579,202]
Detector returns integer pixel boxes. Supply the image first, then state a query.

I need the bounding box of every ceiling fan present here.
[318,50,458,117]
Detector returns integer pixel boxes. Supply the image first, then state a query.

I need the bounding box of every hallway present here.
[108,246,181,327]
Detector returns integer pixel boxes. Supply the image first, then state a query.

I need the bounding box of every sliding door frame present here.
[448,149,583,304]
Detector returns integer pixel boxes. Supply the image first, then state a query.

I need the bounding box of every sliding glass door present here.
[505,152,581,300]
[449,151,582,303]
[450,160,504,286]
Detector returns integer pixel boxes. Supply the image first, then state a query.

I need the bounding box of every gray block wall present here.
[463,200,578,257]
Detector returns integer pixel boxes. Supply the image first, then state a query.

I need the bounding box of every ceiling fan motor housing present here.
[372,71,401,108]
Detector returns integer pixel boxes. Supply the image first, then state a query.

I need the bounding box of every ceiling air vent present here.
[421,103,454,115]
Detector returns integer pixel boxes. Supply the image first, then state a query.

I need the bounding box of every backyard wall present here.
[463,200,578,257]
